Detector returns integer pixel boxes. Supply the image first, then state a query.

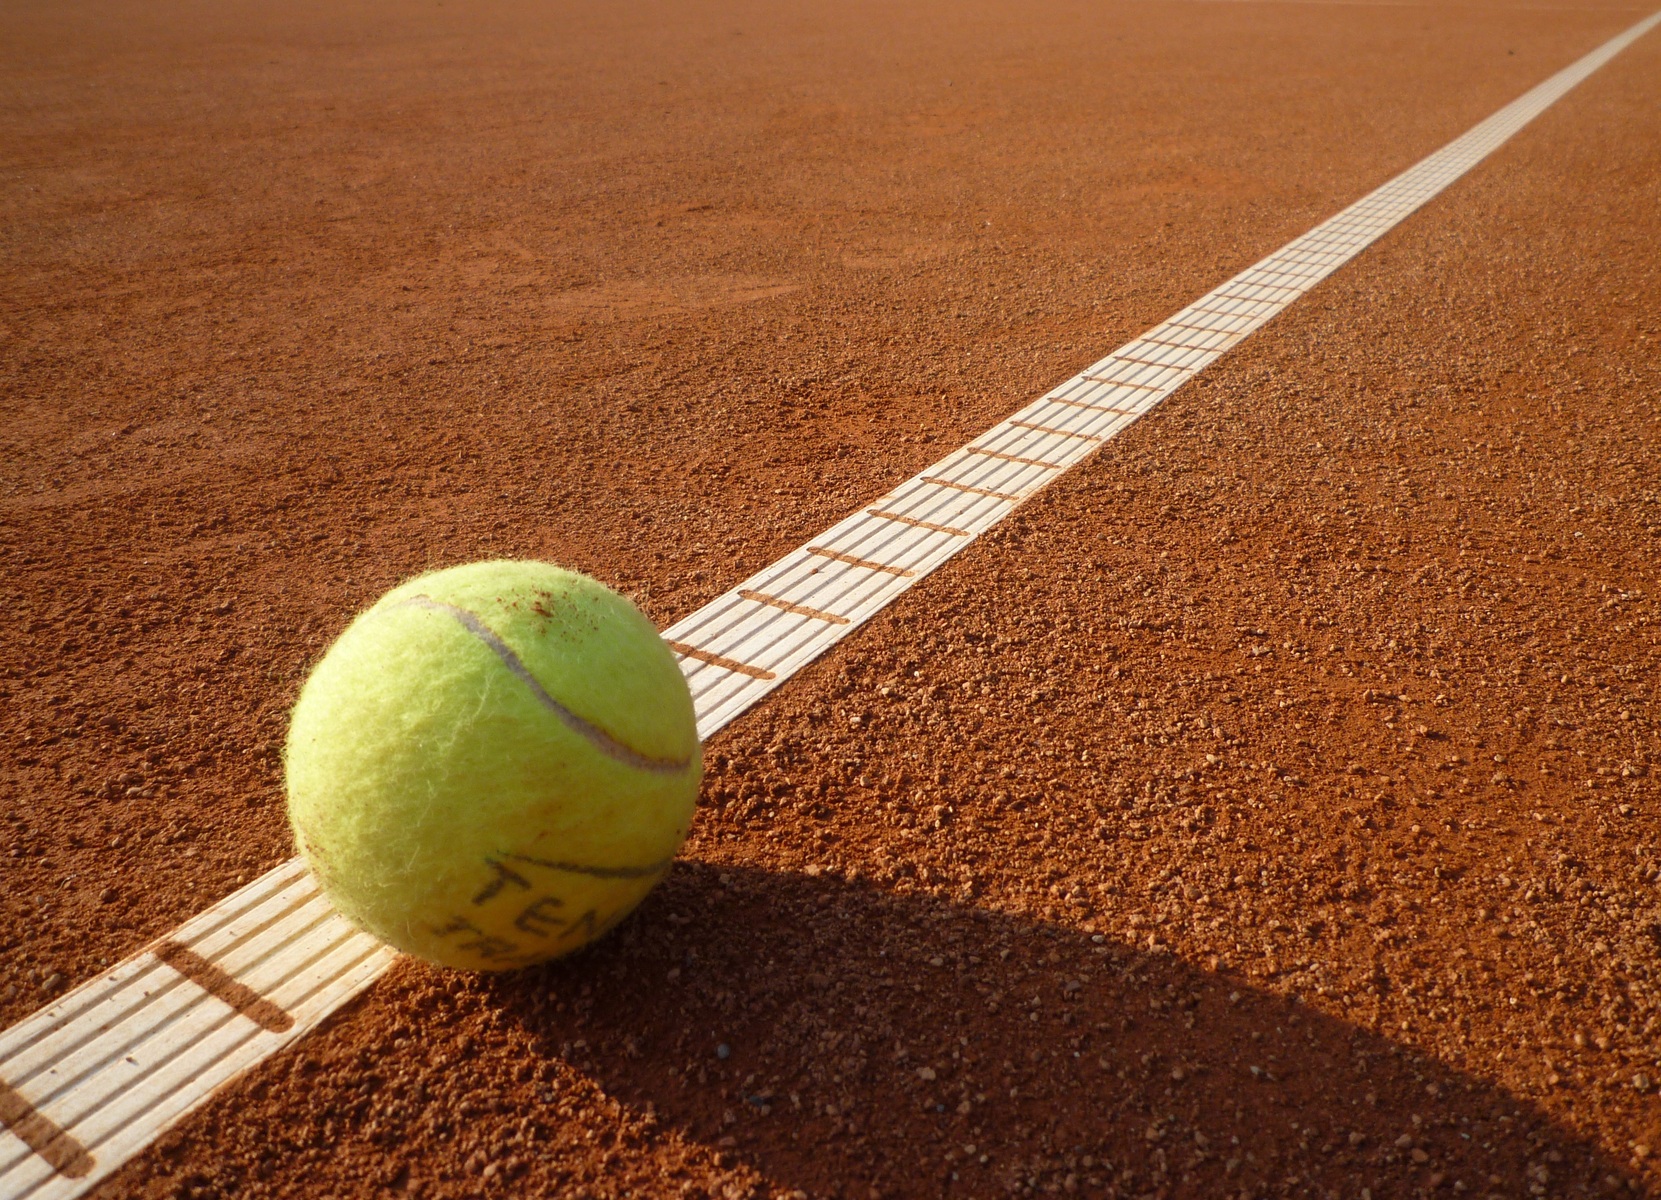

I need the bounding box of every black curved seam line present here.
[388,595,692,775]
[504,853,674,880]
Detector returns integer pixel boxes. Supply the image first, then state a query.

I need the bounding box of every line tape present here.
[3,12,1656,1197]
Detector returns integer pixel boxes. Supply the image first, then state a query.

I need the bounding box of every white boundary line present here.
[3,13,1658,1197]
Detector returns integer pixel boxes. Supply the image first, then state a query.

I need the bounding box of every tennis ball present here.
[284,560,701,971]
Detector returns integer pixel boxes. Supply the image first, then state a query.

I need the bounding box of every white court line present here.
[3,11,1658,1197]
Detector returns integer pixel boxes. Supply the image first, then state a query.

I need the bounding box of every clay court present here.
[4,0,1660,1196]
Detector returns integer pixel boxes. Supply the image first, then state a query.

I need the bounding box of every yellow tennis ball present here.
[284,560,701,970]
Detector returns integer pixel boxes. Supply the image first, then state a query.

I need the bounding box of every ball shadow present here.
[485,861,1632,1198]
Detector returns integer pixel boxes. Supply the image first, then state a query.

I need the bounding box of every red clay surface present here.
[3,0,1659,1196]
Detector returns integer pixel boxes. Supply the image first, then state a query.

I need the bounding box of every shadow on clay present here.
[483,860,1634,1199]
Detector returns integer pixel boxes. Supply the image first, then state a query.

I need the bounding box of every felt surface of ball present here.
[285,560,701,970]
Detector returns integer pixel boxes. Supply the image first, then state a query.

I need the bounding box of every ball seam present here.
[386,594,693,774]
